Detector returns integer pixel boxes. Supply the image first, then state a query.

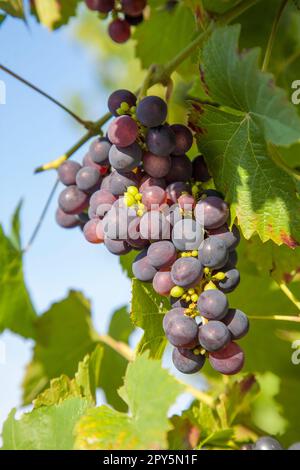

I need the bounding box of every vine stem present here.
[0,63,90,127]
[23,179,59,253]
[279,283,300,312]
[98,334,135,362]
[249,314,300,323]
[262,0,289,72]
[98,334,215,407]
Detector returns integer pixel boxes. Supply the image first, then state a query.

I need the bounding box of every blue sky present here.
[0,8,206,431]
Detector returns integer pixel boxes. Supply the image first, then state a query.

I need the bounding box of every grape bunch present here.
[85,0,147,43]
[241,436,300,451]
[55,89,249,377]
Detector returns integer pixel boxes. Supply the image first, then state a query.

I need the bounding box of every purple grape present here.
[208,342,245,375]
[55,208,79,229]
[136,96,167,128]
[103,206,135,240]
[170,297,189,309]
[89,189,116,218]
[89,137,111,165]
[147,240,177,269]
[198,236,229,269]
[152,269,175,296]
[195,196,229,229]
[163,308,184,331]
[172,347,205,374]
[132,249,158,281]
[197,289,228,320]
[208,224,240,251]
[141,186,166,210]
[139,175,166,192]
[218,268,240,293]
[171,257,203,288]
[109,170,138,196]
[139,211,171,241]
[58,186,89,215]
[198,321,231,352]
[172,219,204,251]
[201,189,224,199]
[166,155,193,183]
[109,143,142,172]
[121,0,146,16]
[125,13,143,25]
[104,237,131,255]
[222,308,249,340]
[85,0,114,12]
[108,19,131,44]
[83,219,104,244]
[192,155,211,182]
[76,166,102,193]
[164,314,199,349]
[127,217,149,249]
[146,125,176,156]
[166,182,190,203]
[142,152,171,178]
[108,115,138,147]
[170,124,193,155]
[254,437,283,451]
[107,89,137,116]
[58,161,81,186]
[221,250,238,270]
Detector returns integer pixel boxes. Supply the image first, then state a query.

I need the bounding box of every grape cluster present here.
[241,436,300,451]
[55,89,249,377]
[85,0,146,43]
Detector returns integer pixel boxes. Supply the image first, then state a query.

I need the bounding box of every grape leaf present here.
[0,13,6,24]
[0,209,36,338]
[1,397,89,450]
[0,0,24,18]
[75,354,183,450]
[22,291,99,404]
[134,3,198,77]
[33,345,103,408]
[131,279,169,359]
[243,235,300,283]
[119,250,138,278]
[203,0,240,14]
[99,306,133,412]
[190,25,300,246]
[32,0,80,30]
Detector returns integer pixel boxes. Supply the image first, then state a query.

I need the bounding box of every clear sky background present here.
[0,6,205,430]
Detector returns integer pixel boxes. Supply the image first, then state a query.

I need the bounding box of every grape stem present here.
[98,334,215,407]
[0,63,92,128]
[279,283,300,312]
[23,179,59,253]
[249,315,300,323]
[262,0,289,72]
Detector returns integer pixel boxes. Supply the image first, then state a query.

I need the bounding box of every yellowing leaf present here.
[75,354,183,450]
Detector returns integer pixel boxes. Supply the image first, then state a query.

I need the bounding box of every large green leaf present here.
[0,0,24,18]
[0,209,36,338]
[75,354,183,450]
[131,279,169,359]
[99,306,133,412]
[22,291,99,404]
[190,25,300,246]
[1,397,89,450]
[134,3,198,77]
[31,0,80,30]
